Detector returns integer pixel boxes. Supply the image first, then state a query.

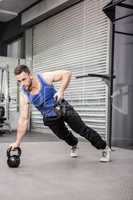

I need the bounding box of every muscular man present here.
[10,65,111,162]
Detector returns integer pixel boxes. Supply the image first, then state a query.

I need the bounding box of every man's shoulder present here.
[37,72,53,85]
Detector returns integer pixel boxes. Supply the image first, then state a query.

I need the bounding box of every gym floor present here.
[0,132,133,200]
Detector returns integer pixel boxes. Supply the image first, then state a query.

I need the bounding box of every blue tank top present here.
[21,73,57,117]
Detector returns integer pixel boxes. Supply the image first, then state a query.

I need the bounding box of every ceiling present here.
[0,0,40,22]
[1,0,133,23]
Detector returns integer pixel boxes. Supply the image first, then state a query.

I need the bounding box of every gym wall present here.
[112,1,133,147]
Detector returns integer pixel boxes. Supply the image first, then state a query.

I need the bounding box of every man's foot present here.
[70,145,78,158]
[100,146,111,162]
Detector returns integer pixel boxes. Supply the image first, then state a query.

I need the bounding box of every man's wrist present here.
[59,88,64,94]
[16,140,21,146]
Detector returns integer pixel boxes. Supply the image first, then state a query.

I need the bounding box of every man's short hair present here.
[14,65,31,75]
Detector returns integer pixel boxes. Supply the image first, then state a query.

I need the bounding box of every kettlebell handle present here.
[7,146,22,157]
[54,97,64,106]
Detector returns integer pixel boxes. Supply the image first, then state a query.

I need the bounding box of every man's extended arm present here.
[10,94,30,149]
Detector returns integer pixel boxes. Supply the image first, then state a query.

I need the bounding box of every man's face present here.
[16,71,33,91]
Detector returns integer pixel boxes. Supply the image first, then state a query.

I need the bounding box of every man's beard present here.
[26,79,33,91]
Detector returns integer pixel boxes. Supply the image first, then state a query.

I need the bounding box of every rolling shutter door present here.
[32,0,110,138]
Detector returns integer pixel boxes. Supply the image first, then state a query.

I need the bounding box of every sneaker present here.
[100,146,111,162]
[70,145,78,158]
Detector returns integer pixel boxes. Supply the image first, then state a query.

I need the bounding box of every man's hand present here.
[54,90,64,101]
[9,142,20,150]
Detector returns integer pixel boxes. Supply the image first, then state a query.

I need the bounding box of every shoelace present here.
[71,146,78,153]
[102,150,107,157]
[71,147,76,152]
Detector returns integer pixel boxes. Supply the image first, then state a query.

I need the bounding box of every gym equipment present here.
[43,98,67,126]
[0,106,5,118]
[0,106,6,134]
[54,98,66,117]
[7,147,22,168]
[0,65,11,134]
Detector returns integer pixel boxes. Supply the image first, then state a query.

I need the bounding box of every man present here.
[10,65,111,162]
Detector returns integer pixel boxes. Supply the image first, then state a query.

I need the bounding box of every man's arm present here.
[42,70,72,100]
[10,94,30,149]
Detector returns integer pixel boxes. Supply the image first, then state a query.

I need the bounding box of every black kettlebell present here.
[7,147,22,168]
[54,97,66,117]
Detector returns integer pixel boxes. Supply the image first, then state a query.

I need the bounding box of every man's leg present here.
[43,117,78,157]
[64,102,111,161]
[64,104,106,149]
